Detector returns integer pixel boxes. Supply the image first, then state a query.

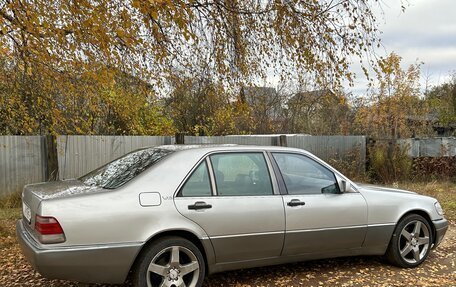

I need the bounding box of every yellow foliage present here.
[354,53,432,139]
[0,0,382,88]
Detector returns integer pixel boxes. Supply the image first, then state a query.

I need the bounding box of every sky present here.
[350,0,456,95]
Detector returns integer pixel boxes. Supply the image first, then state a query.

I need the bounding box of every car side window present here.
[210,153,273,196]
[179,160,212,197]
[272,153,340,195]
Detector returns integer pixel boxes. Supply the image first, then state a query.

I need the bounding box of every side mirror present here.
[340,180,347,193]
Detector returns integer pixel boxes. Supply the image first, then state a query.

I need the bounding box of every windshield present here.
[79,148,174,189]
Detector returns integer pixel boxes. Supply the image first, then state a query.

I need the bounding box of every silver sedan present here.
[16,145,448,287]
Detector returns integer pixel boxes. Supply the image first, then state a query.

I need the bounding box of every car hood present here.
[24,179,103,200]
[356,183,417,195]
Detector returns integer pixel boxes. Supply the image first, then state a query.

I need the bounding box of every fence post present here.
[278,135,288,147]
[175,133,185,144]
[365,137,374,173]
[44,135,59,181]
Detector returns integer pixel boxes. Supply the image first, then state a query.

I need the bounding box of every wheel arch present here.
[128,229,212,278]
[396,209,436,244]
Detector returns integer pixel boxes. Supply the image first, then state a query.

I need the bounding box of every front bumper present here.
[16,220,142,284]
[432,218,449,249]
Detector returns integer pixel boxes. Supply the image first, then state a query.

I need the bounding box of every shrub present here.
[368,141,412,184]
[328,147,369,182]
[412,156,456,181]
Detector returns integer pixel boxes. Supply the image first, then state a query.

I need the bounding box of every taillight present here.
[35,215,66,244]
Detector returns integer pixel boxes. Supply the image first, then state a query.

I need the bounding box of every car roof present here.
[152,144,309,155]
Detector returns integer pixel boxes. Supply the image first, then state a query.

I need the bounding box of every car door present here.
[174,151,285,263]
[270,152,368,256]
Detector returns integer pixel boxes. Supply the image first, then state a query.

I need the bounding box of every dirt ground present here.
[0,212,454,287]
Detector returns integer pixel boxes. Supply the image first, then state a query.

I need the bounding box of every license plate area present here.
[22,202,32,224]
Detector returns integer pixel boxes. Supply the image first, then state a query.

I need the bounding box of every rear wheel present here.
[132,236,205,287]
[386,214,432,268]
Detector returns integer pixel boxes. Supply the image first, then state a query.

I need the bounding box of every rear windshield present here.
[79,148,173,189]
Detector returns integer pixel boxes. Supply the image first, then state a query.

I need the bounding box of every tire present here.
[385,214,433,268]
[132,236,205,287]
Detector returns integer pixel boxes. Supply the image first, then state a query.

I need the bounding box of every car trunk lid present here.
[24,179,101,200]
[21,180,101,232]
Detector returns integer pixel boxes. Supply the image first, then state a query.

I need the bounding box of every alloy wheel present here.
[147,245,200,287]
[398,220,430,264]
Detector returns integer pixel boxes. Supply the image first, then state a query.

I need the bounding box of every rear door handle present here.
[188,201,212,210]
[287,199,305,207]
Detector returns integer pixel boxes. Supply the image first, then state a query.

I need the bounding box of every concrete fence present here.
[1,134,369,196]
[398,137,456,157]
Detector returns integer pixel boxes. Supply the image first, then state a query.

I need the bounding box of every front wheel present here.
[385,214,432,268]
[132,236,205,287]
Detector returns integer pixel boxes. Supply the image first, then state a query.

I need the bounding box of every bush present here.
[412,156,456,181]
[368,141,412,184]
[328,148,368,182]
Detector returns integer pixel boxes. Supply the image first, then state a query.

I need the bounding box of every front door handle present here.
[287,199,305,207]
[188,201,212,210]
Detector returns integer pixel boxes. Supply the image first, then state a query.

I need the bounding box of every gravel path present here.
[1,218,454,287]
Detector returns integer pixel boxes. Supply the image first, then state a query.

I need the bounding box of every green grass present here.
[0,208,20,247]
[0,192,22,240]
[0,208,21,220]
[0,191,21,209]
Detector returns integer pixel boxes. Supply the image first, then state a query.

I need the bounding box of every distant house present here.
[286,89,336,109]
[285,89,351,135]
[241,86,282,118]
[242,86,276,103]
[406,113,456,137]
[240,86,284,133]
[433,122,456,136]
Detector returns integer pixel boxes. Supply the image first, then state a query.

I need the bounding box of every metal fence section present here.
[0,136,45,196]
[3,135,455,196]
[287,135,366,161]
[184,135,366,171]
[184,135,277,146]
[57,135,172,179]
[58,135,367,179]
[398,137,456,157]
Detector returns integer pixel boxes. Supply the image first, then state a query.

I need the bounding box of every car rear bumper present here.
[432,218,448,249]
[16,220,142,284]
